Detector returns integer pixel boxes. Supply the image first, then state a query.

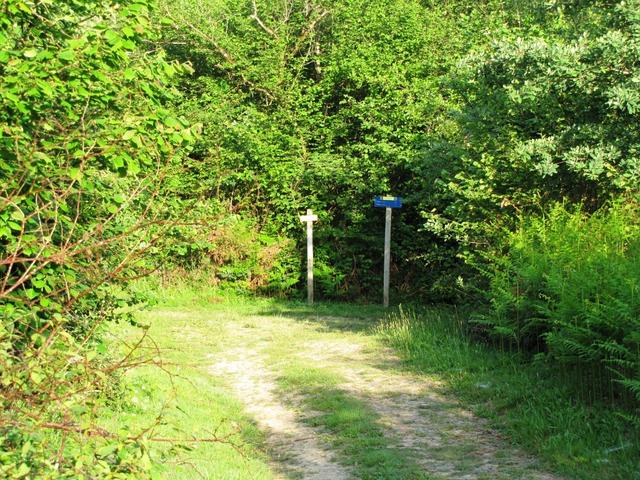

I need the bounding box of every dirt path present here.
[205,314,561,480]
[209,348,350,480]
[298,338,558,480]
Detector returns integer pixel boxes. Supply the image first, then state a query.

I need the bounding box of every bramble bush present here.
[0,0,197,477]
[147,205,300,295]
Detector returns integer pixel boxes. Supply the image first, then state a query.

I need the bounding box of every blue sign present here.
[374,196,403,209]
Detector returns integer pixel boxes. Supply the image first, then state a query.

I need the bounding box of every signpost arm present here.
[383,207,391,308]
[306,209,314,305]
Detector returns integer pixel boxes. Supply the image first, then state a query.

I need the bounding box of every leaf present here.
[69,167,83,181]
[30,371,44,385]
[122,129,136,140]
[112,156,125,169]
[107,204,118,214]
[8,221,22,231]
[16,463,30,477]
[58,50,75,61]
[104,30,120,45]
[164,116,181,128]
[93,71,108,82]
[25,288,38,300]
[23,49,37,58]
[68,38,86,50]
[21,441,31,456]
[38,81,54,97]
[96,444,117,457]
[126,157,141,175]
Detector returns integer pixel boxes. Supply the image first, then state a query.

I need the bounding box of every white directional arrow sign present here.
[299,209,318,304]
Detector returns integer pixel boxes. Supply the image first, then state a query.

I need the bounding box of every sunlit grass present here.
[104,286,639,480]
[101,308,275,480]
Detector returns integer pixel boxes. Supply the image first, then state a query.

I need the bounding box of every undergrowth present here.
[477,202,640,407]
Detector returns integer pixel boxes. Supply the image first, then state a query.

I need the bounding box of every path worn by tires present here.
[204,313,561,480]
[299,338,557,480]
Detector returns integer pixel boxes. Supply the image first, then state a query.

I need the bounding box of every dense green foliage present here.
[478,202,640,404]
[0,0,194,477]
[159,0,523,299]
[158,214,299,294]
[423,0,640,254]
[159,0,640,300]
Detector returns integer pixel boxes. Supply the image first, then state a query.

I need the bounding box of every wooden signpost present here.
[299,209,318,304]
[373,196,403,307]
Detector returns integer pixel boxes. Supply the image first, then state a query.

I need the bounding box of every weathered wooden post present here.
[383,206,392,308]
[373,196,403,307]
[299,209,318,304]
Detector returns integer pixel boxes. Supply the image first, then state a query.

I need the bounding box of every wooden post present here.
[383,207,392,307]
[307,214,313,304]
[374,196,402,308]
[299,209,318,304]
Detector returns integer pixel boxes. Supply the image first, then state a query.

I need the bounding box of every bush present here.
[155,213,300,296]
[419,0,640,299]
[0,0,195,476]
[478,201,640,404]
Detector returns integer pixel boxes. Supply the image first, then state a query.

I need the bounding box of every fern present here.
[481,201,640,404]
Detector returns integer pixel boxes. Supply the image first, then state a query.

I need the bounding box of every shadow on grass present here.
[376,308,640,480]
[255,300,418,334]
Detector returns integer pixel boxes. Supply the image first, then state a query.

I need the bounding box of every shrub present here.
[154,213,300,296]
[0,0,196,476]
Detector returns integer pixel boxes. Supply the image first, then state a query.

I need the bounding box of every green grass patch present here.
[133,276,387,323]
[102,309,275,480]
[278,363,432,480]
[377,307,640,480]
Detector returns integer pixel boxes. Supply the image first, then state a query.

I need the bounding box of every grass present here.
[101,305,276,479]
[377,306,640,480]
[101,287,385,479]
[132,276,387,320]
[277,364,432,480]
[104,284,640,479]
